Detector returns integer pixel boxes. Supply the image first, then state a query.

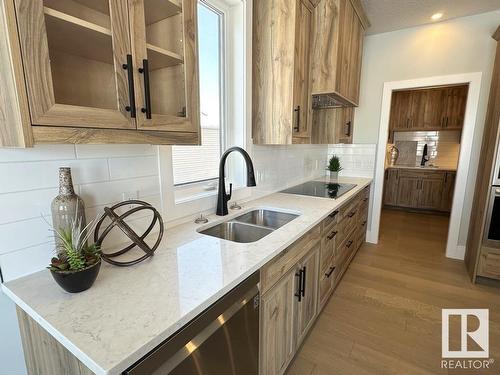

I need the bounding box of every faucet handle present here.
[227,183,233,201]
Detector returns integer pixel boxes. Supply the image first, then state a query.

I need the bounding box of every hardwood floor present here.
[287,209,500,374]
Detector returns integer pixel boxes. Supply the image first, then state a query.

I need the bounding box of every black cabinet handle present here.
[348,211,356,218]
[138,59,152,119]
[295,269,303,302]
[301,266,306,297]
[294,106,300,132]
[363,197,368,202]
[122,54,136,118]
[329,210,339,219]
[327,230,338,240]
[362,220,367,227]
[346,240,354,248]
[325,266,335,278]
[345,121,351,136]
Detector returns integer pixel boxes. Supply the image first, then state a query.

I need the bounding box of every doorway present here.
[369,73,483,260]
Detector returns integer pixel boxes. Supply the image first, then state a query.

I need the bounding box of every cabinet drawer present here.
[261,224,321,294]
[318,263,335,310]
[321,209,339,234]
[337,208,357,245]
[320,227,338,273]
[335,231,356,283]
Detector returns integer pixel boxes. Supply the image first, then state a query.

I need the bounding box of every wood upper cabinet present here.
[442,85,468,129]
[15,0,134,130]
[252,0,313,145]
[311,106,353,144]
[292,0,313,141]
[310,0,368,106]
[1,0,200,147]
[389,85,468,136]
[128,0,199,133]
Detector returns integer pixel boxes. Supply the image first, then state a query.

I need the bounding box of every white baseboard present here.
[446,245,466,260]
[366,229,378,244]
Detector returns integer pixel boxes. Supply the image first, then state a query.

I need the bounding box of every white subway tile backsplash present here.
[0,159,109,193]
[0,145,76,162]
[328,144,376,178]
[0,217,53,255]
[0,188,57,225]
[0,242,54,282]
[75,144,157,159]
[108,156,158,180]
[79,176,160,207]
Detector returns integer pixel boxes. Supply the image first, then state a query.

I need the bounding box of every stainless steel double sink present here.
[198,209,299,243]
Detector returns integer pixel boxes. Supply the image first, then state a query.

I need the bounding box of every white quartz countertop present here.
[2,176,372,375]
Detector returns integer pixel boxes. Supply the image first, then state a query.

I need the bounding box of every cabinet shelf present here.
[144,0,182,25]
[146,43,183,70]
[44,6,113,65]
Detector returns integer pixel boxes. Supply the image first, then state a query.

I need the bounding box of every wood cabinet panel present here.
[292,0,313,141]
[419,177,444,210]
[295,245,319,346]
[478,247,500,280]
[253,0,314,144]
[441,172,456,212]
[389,85,468,134]
[310,0,366,106]
[15,0,134,129]
[384,168,399,206]
[260,270,297,375]
[261,223,321,294]
[396,176,420,208]
[129,0,200,134]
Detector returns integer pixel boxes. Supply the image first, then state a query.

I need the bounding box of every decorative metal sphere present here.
[94,200,164,267]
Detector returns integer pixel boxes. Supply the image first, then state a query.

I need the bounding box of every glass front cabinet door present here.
[129,0,200,133]
[13,0,200,142]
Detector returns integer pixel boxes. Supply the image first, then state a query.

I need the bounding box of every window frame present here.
[172,0,227,188]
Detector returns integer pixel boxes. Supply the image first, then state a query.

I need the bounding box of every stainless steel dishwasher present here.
[124,271,260,375]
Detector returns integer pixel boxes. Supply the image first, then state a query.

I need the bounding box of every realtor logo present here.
[442,309,489,358]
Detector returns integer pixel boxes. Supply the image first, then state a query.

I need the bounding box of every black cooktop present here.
[280,181,357,199]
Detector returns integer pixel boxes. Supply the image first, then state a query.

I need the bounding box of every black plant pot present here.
[50,261,101,293]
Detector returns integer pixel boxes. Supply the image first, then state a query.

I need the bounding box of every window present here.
[171,1,224,186]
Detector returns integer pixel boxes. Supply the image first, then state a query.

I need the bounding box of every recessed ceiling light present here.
[431,12,443,21]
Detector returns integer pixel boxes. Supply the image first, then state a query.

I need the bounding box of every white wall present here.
[353,10,500,245]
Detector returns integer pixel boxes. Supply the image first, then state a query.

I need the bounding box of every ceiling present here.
[361,0,500,35]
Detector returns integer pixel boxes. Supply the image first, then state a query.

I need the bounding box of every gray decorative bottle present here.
[51,167,86,257]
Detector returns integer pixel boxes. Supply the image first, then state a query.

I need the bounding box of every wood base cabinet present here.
[383,168,455,212]
[0,0,200,147]
[260,184,371,375]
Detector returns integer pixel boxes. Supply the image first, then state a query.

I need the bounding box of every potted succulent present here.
[47,213,101,293]
[327,155,343,180]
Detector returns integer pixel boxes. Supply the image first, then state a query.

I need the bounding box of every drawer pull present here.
[348,211,356,218]
[362,220,367,226]
[363,197,368,202]
[295,269,303,302]
[325,266,335,278]
[301,266,306,297]
[327,231,338,240]
[328,210,339,219]
[346,240,354,248]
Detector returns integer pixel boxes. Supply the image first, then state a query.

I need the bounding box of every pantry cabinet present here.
[388,85,468,141]
[252,0,313,144]
[0,0,200,147]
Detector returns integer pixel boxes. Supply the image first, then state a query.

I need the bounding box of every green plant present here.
[45,203,101,273]
[327,155,343,172]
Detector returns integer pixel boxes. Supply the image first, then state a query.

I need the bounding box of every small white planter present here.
[327,170,339,180]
